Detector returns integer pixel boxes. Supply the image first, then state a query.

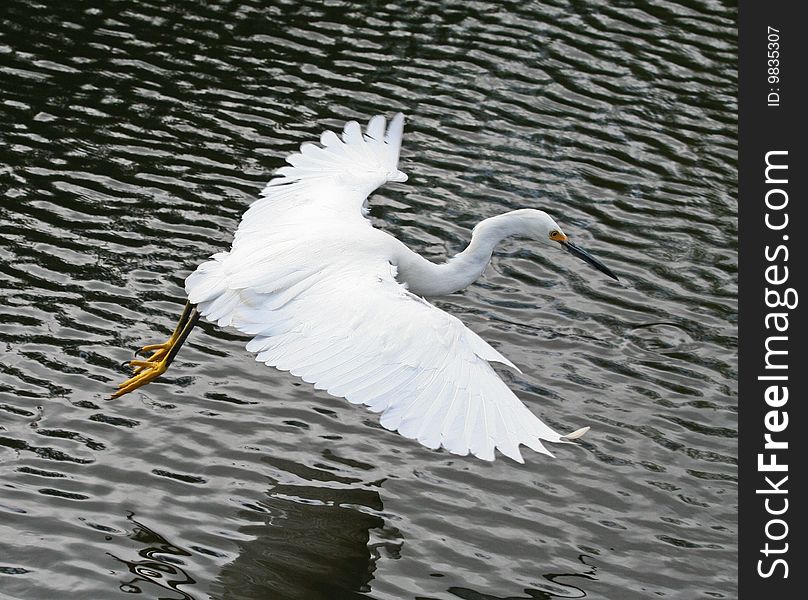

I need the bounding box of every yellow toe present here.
[111,357,169,398]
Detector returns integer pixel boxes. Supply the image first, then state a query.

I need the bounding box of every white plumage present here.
[179,114,612,463]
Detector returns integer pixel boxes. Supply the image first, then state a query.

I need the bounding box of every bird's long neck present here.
[396,212,530,297]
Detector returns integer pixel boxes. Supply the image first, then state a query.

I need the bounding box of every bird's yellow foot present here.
[111,301,200,399]
[131,342,171,374]
[111,348,171,398]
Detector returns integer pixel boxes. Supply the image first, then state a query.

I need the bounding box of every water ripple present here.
[1,0,736,598]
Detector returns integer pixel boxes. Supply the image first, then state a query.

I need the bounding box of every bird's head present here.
[508,209,619,281]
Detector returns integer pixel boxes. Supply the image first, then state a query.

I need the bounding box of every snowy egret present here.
[114,114,617,462]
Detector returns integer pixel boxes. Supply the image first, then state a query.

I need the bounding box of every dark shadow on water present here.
[107,482,400,600]
[211,482,402,600]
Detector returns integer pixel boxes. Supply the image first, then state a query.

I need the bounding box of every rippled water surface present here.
[0,1,737,598]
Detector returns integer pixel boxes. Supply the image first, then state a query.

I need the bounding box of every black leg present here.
[163,308,200,369]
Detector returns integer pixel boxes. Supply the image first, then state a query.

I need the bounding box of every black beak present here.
[560,240,618,281]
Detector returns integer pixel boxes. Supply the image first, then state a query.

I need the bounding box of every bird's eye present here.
[549,230,559,238]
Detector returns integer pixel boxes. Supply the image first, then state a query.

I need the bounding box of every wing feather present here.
[189,247,570,462]
[366,114,386,141]
[235,114,407,242]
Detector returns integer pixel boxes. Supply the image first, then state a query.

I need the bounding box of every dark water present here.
[0,1,737,598]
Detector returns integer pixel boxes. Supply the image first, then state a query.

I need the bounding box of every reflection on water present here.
[104,467,400,600]
[214,483,401,600]
[1,0,736,597]
[108,475,401,600]
[110,515,197,599]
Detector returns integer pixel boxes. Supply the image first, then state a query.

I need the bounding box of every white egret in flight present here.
[114,114,617,463]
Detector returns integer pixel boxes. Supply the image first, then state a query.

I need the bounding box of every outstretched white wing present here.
[188,244,576,463]
[232,114,407,249]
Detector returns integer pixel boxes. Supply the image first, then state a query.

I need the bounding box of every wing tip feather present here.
[561,426,590,441]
